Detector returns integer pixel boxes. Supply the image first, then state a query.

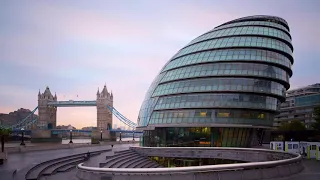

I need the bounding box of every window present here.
[217,112,230,117]
[200,112,207,117]
[257,113,265,119]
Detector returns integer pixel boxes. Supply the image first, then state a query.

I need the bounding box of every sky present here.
[1,0,320,129]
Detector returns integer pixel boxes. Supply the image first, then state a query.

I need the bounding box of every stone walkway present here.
[0,142,137,180]
[272,159,320,180]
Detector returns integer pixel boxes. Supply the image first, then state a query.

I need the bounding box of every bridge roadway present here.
[47,100,97,107]
[0,142,138,180]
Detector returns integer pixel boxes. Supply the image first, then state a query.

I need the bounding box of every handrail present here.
[77,147,302,174]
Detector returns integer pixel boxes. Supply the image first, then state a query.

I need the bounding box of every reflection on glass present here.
[142,127,255,148]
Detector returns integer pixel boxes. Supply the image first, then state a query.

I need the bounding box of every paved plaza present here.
[0,143,136,180]
[273,160,320,180]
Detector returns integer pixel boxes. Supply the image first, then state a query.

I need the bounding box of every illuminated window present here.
[257,113,265,119]
[200,112,207,117]
[217,112,230,117]
[178,113,184,117]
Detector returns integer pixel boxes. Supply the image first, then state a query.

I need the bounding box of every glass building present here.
[274,84,320,129]
[137,15,294,147]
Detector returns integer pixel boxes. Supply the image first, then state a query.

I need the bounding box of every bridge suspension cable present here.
[1,105,136,131]
[0,106,38,130]
[106,105,137,129]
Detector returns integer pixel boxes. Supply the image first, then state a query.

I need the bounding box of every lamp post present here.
[1,135,4,152]
[100,130,103,141]
[20,128,25,146]
[69,129,73,144]
[119,132,122,141]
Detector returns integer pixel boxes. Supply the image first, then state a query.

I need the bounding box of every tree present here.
[278,120,306,131]
[0,128,11,136]
[0,127,11,153]
[311,106,320,130]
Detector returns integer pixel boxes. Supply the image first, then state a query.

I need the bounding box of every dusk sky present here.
[1,0,320,129]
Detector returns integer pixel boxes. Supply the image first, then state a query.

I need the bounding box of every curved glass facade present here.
[137,15,294,148]
[162,49,292,72]
[172,36,292,59]
[160,62,290,84]
[188,26,292,46]
[153,78,286,97]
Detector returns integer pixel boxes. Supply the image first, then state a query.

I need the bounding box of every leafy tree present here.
[0,127,11,135]
[311,106,320,130]
[278,120,306,131]
[0,127,11,153]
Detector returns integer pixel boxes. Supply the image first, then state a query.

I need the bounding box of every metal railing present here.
[77,147,302,175]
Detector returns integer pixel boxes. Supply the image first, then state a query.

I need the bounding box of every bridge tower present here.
[38,86,57,129]
[96,85,113,130]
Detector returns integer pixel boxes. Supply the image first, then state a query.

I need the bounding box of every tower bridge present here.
[37,85,116,130]
[1,85,141,139]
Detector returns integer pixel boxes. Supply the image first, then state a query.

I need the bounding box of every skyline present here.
[1,0,320,129]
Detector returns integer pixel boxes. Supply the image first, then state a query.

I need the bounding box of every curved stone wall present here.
[76,147,303,180]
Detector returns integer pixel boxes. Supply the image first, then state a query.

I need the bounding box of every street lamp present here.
[119,132,122,141]
[100,130,103,141]
[20,128,25,146]
[69,129,73,144]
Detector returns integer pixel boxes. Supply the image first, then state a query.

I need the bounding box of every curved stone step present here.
[114,149,131,154]
[104,153,137,168]
[25,149,108,180]
[117,155,146,168]
[41,157,84,176]
[133,159,154,168]
[107,153,140,168]
[101,151,136,167]
[112,155,142,168]
[26,155,85,180]
[141,161,157,168]
[127,158,150,168]
[56,164,76,173]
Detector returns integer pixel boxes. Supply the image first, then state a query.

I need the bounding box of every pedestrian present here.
[111,144,114,148]
[86,151,90,159]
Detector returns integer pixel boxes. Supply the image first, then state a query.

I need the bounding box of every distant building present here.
[120,126,125,130]
[113,124,118,129]
[56,124,76,130]
[0,108,38,129]
[274,83,320,128]
[82,126,95,131]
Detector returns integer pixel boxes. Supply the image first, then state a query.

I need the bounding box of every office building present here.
[137,15,294,147]
[274,83,320,128]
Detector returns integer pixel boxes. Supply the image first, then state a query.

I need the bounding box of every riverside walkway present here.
[0,142,138,180]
